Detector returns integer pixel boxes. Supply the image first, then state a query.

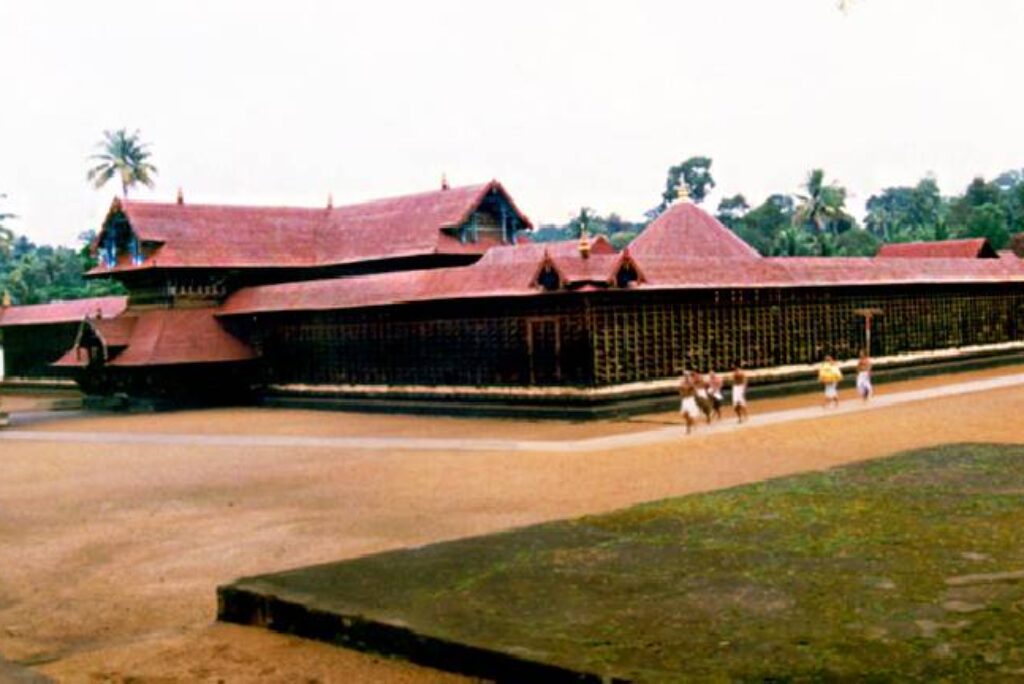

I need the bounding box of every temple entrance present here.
[527,318,561,384]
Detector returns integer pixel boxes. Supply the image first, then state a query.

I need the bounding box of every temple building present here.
[2,180,1023,414]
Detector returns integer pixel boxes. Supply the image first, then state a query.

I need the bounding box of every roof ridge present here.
[119,182,494,214]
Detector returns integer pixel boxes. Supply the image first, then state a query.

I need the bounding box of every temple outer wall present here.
[587,283,1024,383]
[248,282,1024,392]
[0,323,80,381]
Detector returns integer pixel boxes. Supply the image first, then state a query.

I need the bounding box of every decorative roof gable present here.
[629,201,761,260]
[89,180,532,274]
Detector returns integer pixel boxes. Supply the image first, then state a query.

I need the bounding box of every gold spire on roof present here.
[578,226,591,259]
[1,290,10,308]
[327,192,333,209]
[675,183,691,204]
[176,187,184,205]
[441,173,450,191]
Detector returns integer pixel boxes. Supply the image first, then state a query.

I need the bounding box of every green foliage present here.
[530,164,1024,259]
[0,193,15,258]
[715,194,749,230]
[963,203,1010,249]
[0,229,126,305]
[659,156,715,212]
[772,224,814,256]
[609,231,638,250]
[737,194,794,255]
[86,128,158,197]
[943,174,1024,249]
[835,228,881,256]
[236,444,1024,681]
[794,169,852,235]
[865,177,945,242]
[531,210,646,247]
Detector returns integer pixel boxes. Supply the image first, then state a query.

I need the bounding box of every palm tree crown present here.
[794,169,845,234]
[0,193,15,258]
[86,128,158,197]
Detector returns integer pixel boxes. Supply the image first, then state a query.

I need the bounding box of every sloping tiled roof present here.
[635,255,1024,289]
[91,316,137,348]
[876,238,997,259]
[91,181,532,273]
[52,308,256,367]
[629,201,761,260]
[106,308,256,366]
[220,245,1024,318]
[52,347,89,368]
[0,296,128,328]
[219,237,629,316]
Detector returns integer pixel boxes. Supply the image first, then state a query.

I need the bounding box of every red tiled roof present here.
[629,201,761,260]
[0,296,128,328]
[635,255,1024,289]
[551,253,622,286]
[105,308,256,366]
[219,238,627,316]
[52,347,89,368]
[220,248,1024,318]
[90,181,532,274]
[91,316,137,348]
[187,201,1024,318]
[220,256,540,316]
[876,238,997,259]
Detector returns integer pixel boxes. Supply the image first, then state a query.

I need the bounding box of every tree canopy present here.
[0,227,125,306]
[86,128,158,197]
[0,194,14,259]
[657,156,715,214]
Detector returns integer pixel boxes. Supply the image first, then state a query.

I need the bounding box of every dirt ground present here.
[2,366,1024,682]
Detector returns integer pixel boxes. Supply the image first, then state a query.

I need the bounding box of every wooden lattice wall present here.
[258,300,593,387]
[254,283,1024,389]
[589,284,1024,385]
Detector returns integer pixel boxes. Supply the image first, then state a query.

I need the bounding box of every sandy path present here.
[1,368,1023,682]
[8,362,1024,441]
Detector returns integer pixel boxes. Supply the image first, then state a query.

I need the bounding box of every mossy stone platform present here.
[219,444,1024,681]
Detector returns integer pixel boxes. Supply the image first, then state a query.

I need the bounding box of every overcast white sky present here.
[1,0,1022,246]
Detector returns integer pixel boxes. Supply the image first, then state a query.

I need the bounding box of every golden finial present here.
[176,187,184,205]
[578,226,591,259]
[327,192,333,209]
[441,173,450,191]
[1,290,10,307]
[675,183,690,203]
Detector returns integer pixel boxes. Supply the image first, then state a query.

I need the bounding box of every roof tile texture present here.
[94,181,531,272]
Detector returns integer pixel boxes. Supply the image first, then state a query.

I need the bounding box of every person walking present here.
[856,350,873,401]
[707,369,724,420]
[818,355,842,409]
[694,372,713,424]
[731,363,749,423]
[679,371,701,434]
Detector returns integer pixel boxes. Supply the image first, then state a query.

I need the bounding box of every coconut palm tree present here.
[0,194,15,258]
[86,129,158,197]
[794,169,846,235]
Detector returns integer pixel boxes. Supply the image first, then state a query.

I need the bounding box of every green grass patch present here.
[226,444,1024,681]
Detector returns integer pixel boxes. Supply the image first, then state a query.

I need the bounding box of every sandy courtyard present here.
[2,367,1024,682]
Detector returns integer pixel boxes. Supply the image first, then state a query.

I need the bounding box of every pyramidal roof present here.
[629,201,761,260]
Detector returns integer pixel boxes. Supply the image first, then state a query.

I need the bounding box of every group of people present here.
[817,350,874,408]
[678,364,749,434]
[679,351,874,433]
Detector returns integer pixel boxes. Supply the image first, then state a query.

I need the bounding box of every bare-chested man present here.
[732,363,749,423]
[679,371,701,434]
[856,350,873,401]
[707,369,724,420]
